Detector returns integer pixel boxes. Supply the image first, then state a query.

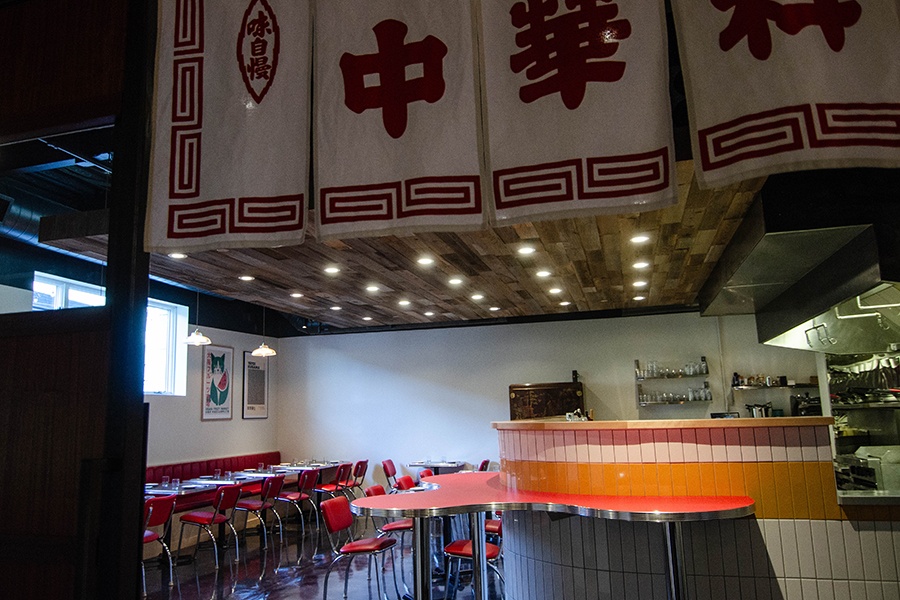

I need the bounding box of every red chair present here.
[315,462,353,499]
[141,494,177,597]
[417,468,434,482]
[234,474,285,549]
[478,459,490,471]
[443,537,504,599]
[321,495,400,600]
[341,459,369,499]
[177,484,242,570]
[394,475,416,491]
[364,484,413,539]
[381,459,399,491]
[275,468,320,538]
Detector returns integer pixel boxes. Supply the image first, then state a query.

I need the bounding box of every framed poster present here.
[202,345,233,420]
[508,382,584,420]
[242,351,268,419]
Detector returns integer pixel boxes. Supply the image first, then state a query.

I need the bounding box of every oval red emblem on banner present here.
[237,0,280,104]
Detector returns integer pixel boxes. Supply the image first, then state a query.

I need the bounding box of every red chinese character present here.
[245,56,271,81]
[246,10,273,39]
[340,19,448,139]
[509,0,631,110]
[712,0,862,60]
[250,38,268,58]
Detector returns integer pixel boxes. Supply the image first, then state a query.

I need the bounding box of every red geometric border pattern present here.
[810,103,900,148]
[169,0,205,199]
[174,0,204,55]
[494,148,670,210]
[166,195,304,238]
[321,176,481,225]
[401,176,481,217]
[699,103,900,171]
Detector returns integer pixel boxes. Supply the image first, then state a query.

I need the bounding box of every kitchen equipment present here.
[745,402,772,418]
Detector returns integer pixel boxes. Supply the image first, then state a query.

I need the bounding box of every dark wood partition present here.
[0,308,110,597]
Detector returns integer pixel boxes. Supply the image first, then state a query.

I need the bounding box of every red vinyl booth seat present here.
[145,451,281,512]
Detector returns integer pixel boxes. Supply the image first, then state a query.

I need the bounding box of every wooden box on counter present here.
[508,381,584,420]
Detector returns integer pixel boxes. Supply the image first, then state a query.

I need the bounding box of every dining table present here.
[352,471,755,600]
[406,460,465,475]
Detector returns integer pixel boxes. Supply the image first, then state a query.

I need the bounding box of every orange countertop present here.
[492,416,833,430]
[351,471,755,522]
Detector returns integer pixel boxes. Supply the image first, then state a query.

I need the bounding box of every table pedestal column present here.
[412,516,432,600]
[663,521,685,600]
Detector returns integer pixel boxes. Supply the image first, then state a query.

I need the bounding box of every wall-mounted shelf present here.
[634,359,711,408]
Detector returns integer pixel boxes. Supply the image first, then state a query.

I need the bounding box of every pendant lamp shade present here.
[185,328,212,346]
[252,342,276,357]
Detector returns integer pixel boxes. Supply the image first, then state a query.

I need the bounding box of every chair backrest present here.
[478,459,490,471]
[260,474,285,501]
[143,495,177,530]
[418,469,434,480]
[395,475,415,490]
[321,495,354,534]
[364,484,386,497]
[352,459,369,484]
[332,462,353,487]
[382,459,397,486]
[212,484,243,514]
[297,468,320,494]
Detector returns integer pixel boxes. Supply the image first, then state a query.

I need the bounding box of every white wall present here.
[274,312,818,486]
[0,284,33,313]
[144,324,279,466]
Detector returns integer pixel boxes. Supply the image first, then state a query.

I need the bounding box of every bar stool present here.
[141,494,177,597]
[177,484,242,570]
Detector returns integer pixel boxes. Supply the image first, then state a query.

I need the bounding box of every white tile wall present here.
[503,513,900,600]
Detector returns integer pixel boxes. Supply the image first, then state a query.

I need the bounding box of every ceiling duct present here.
[699,168,900,355]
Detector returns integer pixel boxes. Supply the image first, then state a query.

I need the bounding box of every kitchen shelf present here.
[634,359,711,408]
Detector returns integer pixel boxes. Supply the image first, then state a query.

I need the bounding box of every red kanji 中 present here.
[340,19,448,139]
[509,0,632,110]
[712,0,862,60]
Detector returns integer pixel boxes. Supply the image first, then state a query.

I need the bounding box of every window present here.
[32,272,188,396]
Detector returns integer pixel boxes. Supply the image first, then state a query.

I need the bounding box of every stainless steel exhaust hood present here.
[698,169,900,355]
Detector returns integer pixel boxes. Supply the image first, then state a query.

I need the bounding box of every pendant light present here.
[184,291,212,346]
[252,306,276,357]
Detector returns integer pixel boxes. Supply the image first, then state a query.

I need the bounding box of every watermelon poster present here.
[202,345,233,421]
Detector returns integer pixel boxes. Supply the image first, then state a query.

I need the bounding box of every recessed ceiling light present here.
[366,285,380,292]
[630,235,650,244]
[633,261,650,269]
[489,306,500,312]
[330,306,341,311]
[549,288,562,294]
[417,257,434,265]
[290,292,304,298]
[633,281,648,288]
[168,252,187,259]
[517,246,536,255]
[398,300,411,306]
[362,316,372,321]
[324,266,340,274]
[471,294,484,300]
[238,275,255,281]
[424,311,435,316]
[536,270,551,278]
[559,301,571,306]
[448,278,463,285]
[633,295,646,301]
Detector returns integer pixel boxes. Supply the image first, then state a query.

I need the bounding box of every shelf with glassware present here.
[634,358,712,407]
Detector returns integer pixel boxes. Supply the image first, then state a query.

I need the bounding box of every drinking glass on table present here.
[161,476,170,488]
[171,478,180,489]
[258,462,265,472]
[214,468,221,479]
[225,471,232,480]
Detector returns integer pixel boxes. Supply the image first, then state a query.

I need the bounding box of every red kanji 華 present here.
[712,0,862,60]
[509,0,632,110]
[340,19,448,139]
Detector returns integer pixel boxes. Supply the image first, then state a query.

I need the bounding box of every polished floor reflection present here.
[143,514,505,600]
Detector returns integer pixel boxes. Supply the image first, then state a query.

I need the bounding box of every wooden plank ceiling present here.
[44,161,764,331]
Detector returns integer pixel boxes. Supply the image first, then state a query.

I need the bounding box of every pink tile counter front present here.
[493,417,900,600]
